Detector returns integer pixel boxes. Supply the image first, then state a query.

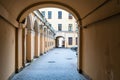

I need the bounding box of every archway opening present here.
[13,2,83,80]
[55,36,65,48]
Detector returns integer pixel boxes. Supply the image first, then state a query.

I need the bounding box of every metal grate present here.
[66,58,73,60]
[55,53,59,54]
[48,61,56,63]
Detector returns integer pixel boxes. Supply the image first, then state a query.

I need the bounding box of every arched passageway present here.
[55,36,65,48]
[0,0,120,80]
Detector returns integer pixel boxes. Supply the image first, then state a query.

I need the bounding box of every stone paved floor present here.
[11,48,87,80]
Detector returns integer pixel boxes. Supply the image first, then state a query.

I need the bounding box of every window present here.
[41,11,45,17]
[68,13,72,19]
[48,11,52,19]
[76,26,78,31]
[68,37,72,45]
[68,24,72,31]
[76,37,78,45]
[58,24,62,31]
[49,24,52,27]
[58,11,62,19]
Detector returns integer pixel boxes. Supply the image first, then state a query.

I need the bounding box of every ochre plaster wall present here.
[0,17,15,80]
[82,14,120,80]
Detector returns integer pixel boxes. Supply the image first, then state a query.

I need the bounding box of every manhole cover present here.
[66,58,73,60]
[48,61,56,63]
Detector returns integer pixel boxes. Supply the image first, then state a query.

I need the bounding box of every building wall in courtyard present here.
[39,8,78,48]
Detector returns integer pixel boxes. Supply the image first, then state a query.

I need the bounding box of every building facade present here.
[24,10,56,62]
[39,8,78,48]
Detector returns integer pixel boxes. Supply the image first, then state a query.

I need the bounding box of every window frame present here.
[58,11,62,19]
[68,24,73,31]
[68,13,72,19]
[68,37,72,45]
[58,24,62,31]
[48,11,52,19]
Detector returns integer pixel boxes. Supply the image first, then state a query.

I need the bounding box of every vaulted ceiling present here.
[0,0,120,27]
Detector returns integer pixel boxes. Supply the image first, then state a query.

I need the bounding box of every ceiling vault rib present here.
[82,0,111,20]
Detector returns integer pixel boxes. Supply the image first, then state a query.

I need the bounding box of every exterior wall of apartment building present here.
[39,8,78,48]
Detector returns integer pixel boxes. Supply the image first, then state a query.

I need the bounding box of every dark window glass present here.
[58,11,62,19]
[48,11,52,19]
[68,13,72,19]
[68,37,72,45]
[58,24,62,31]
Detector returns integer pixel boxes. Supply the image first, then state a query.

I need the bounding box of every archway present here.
[1,0,120,80]
[55,36,65,48]
[17,1,82,78]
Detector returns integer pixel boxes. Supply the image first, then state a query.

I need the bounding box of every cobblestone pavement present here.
[11,48,87,80]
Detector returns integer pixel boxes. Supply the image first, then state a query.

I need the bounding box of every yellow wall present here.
[0,17,15,80]
[82,14,120,80]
